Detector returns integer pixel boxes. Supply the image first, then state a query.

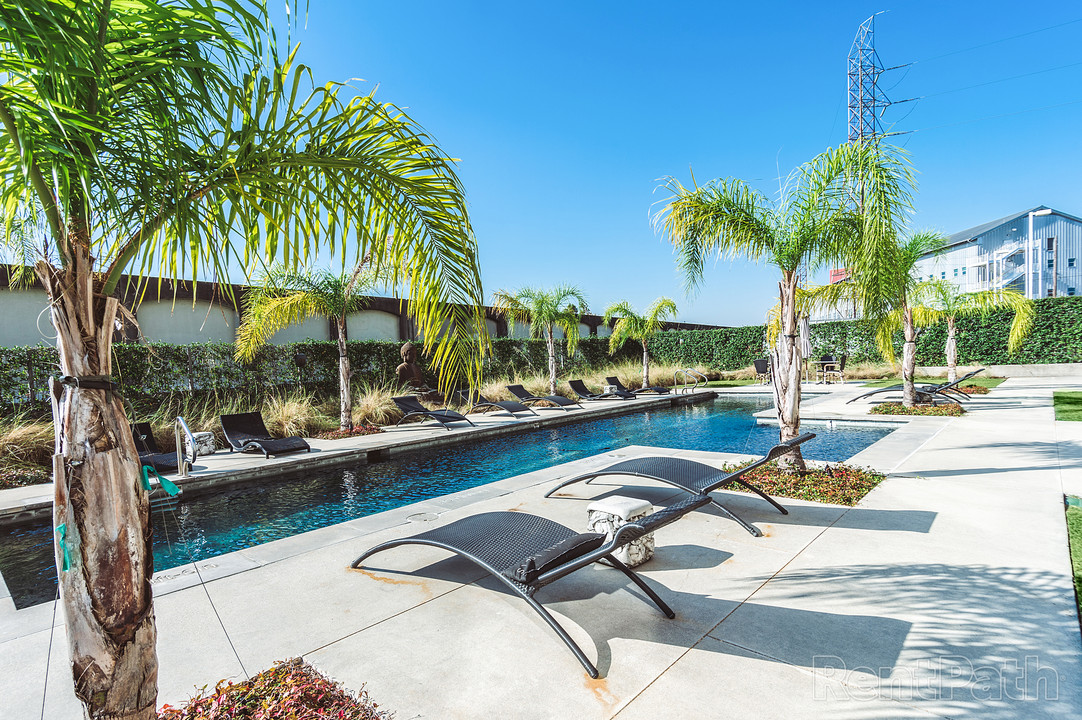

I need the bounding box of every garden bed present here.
[158,658,388,719]
[870,402,965,417]
[720,460,886,506]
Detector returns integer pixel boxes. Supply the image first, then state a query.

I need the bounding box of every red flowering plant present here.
[870,402,965,417]
[719,460,886,506]
[158,659,389,719]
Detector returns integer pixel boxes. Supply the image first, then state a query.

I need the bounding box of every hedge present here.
[0,336,641,414]
[3,296,1079,412]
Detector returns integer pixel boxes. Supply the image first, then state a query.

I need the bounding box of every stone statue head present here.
[400,341,417,364]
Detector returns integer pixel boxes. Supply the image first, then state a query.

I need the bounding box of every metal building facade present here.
[914,206,1082,299]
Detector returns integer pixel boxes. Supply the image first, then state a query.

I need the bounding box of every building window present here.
[953,268,959,277]
[1070,258,1076,268]
[962,267,966,275]
[1048,258,1055,268]
[1047,237,1055,251]
[1069,288,1077,296]
[941,271,946,279]
[1048,289,1054,297]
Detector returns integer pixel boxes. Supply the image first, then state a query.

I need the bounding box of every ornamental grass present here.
[158,658,388,719]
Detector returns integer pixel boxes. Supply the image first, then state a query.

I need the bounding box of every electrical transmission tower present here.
[848,14,890,144]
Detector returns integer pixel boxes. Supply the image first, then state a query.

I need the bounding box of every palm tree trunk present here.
[770,272,805,473]
[945,316,957,383]
[641,340,650,389]
[902,305,918,407]
[336,316,352,430]
[36,253,159,720]
[546,327,557,396]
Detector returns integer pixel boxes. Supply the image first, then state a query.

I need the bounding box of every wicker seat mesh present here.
[598,457,729,493]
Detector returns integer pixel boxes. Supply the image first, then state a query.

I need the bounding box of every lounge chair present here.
[392,395,475,430]
[568,379,634,401]
[351,493,713,678]
[845,368,985,405]
[605,376,670,395]
[544,433,815,537]
[753,358,771,385]
[506,384,582,410]
[456,390,538,418]
[130,422,183,474]
[823,354,848,384]
[220,412,311,458]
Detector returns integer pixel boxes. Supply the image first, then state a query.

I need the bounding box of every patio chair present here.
[753,358,771,385]
[568,378,634,401]
[220,412,311,458]
[130,422,183,474]
[823,354,848,384]
[456,390,538,418]
[392,395,475,430]
[605,376,670,395]
[845,368,985,405]
[506,384,582,410]
[815,354,836,383]
[351,493,713,678]
[544,433,816,537]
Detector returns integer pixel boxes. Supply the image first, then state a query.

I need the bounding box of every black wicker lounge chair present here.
[605,376,670,395]
[568,378,634,400]
[220,412,311,458]
[845,368,985,405]
[351,493,713,678]
[130,422,183,474]
[456,390,538,417]
[506,384,582,410]
[392,395,475,430]
[753,358,771,384]
[544,433,815,537]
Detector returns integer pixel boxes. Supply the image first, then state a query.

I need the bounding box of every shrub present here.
[870,402,965,417]
[719,460,886,506]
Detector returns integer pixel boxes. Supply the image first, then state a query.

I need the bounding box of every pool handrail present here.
[675,368,707,394]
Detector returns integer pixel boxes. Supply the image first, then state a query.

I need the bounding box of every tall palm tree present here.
[235,262,389,430]
[0,3,484,718]
[926,281,1033,382]
[492,285,588,396]
[603,297,678,389]
[656,142,914,471]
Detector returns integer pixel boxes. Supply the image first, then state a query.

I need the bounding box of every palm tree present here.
[831,232,945,407]
[492,285,588,396]
[235,262,389,430]
[0,3,485,718]
[603,297,678,389]
[926,281,1033,382]
[656,142,914,470]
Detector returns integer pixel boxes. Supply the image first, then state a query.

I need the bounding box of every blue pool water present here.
[0,396,892,608]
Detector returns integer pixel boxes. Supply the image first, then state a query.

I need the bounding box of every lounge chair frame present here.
[392,395,475,430]
[220,412,311,458]
[845,368,985,405]
[352,493,712,678]
[131,422,184,474]
[604,376,670,396]
[568,378,634,401]
[544,434,815,537]
[456,390,538,418]
[506,384,582,410]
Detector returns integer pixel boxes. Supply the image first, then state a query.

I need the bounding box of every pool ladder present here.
[675,368,707,394]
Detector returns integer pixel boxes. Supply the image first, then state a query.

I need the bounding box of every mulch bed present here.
[719,460,886,506]
[315,424,384,440]
[957,384,990,394]
[158,658,389,719]
[870,402,965,417]
[0,466,50,490]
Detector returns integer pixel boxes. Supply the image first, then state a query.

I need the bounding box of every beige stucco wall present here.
[136,300,238,343]
[266,315,330,344]
[346,309,400,341]
[0,288,52,346]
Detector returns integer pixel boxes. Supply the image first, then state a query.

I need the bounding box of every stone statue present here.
[396,342,442,401]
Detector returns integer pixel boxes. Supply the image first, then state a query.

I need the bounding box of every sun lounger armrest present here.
[625,494,713,537]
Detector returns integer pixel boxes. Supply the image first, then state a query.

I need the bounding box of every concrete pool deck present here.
[2,378,1082,718]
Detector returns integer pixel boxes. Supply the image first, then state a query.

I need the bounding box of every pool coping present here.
[0,391,719,528]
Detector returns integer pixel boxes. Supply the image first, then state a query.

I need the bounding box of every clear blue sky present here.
[275,1,1082,326]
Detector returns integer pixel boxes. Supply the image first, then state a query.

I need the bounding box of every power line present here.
[914,60,1082,101]
[911,17,1082,65]
[891,97,1082,135]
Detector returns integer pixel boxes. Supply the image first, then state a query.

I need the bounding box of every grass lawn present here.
[1054,391,1082,421]
[863,375,1006,389]
[1066,499,1082,624]
[702,379,757,388]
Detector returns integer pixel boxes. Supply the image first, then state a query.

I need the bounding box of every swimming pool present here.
[0,396,894,608]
